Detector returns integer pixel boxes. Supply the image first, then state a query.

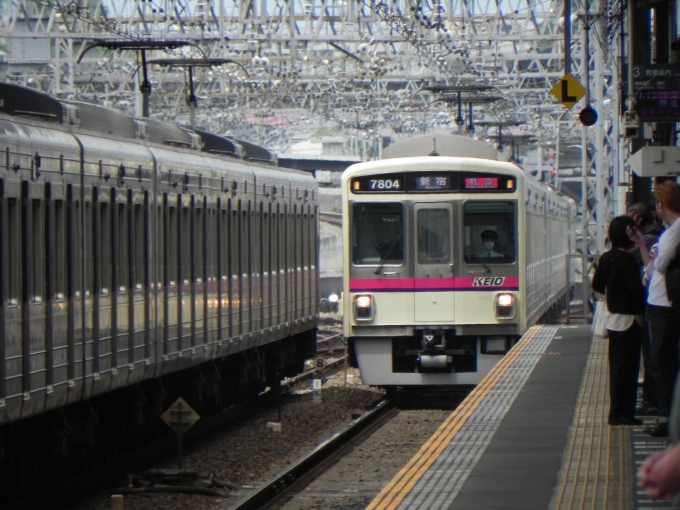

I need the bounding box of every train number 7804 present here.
[369,178,401,190]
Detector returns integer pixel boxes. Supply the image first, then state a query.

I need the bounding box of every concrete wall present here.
[318,194,343,300]
[318,187,342,213]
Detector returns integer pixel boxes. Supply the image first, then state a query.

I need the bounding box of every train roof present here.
[0,82,64,122]
[343,155,522,179]
[229,137,278,165]
[193,129,246,159]
[66,100,137,137]
[383,134,502,160]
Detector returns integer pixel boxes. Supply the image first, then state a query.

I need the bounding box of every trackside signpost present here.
[161,397,200,468]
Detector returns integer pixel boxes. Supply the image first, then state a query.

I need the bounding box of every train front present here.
[342,157,526,387]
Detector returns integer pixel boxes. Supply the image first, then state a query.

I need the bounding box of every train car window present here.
[352,203,403,265]
[6,197,20,306]
[133,201,144,292]
[100,201,112,296]
[231,209,239,282]
[167,200,178,288]
[417,208,450,264]
[69,194,82,301]
[31,198,45,303]
[206,207,217,287]
[181,206,191,287]
[241,207,249,281]
[463,201,516,264]
[54,200,66,300]
[195,204,205,285]
[117,203,129,293]
[80,200,91,299]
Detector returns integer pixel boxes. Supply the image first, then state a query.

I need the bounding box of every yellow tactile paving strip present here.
[549,333,632,510]
[367,325,558,510]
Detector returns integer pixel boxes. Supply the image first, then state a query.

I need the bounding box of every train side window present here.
[352,203,403,265]
[218,206,228,283]
[167,201,178,288]
[417,208,450,264]
[133,201,144,291]
[463,201,516,264]
[117,202,129,293]
[195,203,205,284]
[31,198,45,303]
[54,200,66,300]
[100,201,112,296]
[231,209,239,280]
[206,207,217,285]
[181,206,191,287]
[7,197,20,306]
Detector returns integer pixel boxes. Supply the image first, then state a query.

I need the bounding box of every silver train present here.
[342,135,576,387]
[0,83,318,502]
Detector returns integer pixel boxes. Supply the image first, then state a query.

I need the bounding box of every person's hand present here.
[629,211,644,228]
[627,225,644,245]
[639,446,680,500]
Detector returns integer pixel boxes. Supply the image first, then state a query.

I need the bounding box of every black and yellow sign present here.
[550,74,586,109]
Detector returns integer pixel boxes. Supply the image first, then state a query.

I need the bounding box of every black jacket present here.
[592,248,646,315]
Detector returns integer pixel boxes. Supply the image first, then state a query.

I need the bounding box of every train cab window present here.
[463,201,516,264]
[417,208,450,264]
[352,203,403,265]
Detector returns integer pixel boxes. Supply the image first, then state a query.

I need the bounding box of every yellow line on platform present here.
[366,326,545,510]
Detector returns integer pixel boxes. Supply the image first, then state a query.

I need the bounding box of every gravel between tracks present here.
[74,365,388,510]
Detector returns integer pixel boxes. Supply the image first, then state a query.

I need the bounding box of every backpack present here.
[665,242,680,311]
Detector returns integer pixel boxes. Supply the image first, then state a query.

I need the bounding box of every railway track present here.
[229,397,399,510]
[319,211,342,226]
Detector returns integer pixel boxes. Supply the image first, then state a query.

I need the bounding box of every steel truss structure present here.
[0,0,626,251]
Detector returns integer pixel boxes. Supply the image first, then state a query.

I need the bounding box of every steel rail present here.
[229,397,398,510]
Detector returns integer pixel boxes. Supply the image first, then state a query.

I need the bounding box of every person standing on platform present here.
[629,180,680,437]
[592,215,645,426]
[628,202,663,415]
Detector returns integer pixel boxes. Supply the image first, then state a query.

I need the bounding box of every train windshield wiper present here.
[374,234,402,275]
[471,255,492,274]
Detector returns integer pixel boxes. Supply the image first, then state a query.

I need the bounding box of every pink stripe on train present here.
[349,276,519,292]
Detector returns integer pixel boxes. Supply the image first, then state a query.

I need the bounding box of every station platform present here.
[366,324,678,510]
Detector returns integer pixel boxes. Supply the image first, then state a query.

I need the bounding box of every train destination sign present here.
[411,175,453,191]
[464,177,498,189]
[351,172,516,193]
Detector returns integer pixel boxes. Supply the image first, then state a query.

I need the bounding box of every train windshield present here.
[352,203,404,265]
[463,201,516,263]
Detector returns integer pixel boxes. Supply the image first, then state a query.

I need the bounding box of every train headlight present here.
[495,293,515,319]
[354,294,374,321]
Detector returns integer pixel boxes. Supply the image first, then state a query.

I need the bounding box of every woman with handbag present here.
[592,215,646,426]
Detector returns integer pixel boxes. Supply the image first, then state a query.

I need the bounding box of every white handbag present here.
[591,299,608,338]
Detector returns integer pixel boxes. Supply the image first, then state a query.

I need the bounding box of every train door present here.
[413,203,455,322]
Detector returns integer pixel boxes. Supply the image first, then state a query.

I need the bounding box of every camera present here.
[622,111,639,138]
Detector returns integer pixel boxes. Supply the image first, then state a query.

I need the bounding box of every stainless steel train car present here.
[342,135,575,387]
[0,83,318,502]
